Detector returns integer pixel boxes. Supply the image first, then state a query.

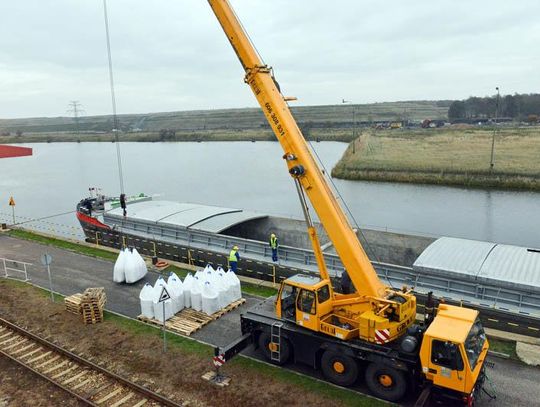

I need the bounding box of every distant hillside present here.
[0,101,451,134]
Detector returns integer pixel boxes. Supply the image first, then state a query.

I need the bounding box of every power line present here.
[103,0,125,195]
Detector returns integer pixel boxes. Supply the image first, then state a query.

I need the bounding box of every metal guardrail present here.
[104,213,540,317]
[106,213,345,272]
[1,257,32,282]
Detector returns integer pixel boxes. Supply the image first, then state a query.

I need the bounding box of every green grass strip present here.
[487,337,518,360]
[8,229,118,261]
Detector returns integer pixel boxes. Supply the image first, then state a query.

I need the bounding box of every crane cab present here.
[276,274,334,333]
[419,304,489,404]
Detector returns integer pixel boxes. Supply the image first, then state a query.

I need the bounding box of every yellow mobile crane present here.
[208,1,489,404]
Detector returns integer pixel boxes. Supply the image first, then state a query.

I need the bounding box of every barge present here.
[76,194,540,317]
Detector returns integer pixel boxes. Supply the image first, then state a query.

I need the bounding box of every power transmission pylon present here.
[67,101,85,135]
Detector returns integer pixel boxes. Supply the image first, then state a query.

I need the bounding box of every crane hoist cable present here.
[102,0,127,247]
[102,0,125,196]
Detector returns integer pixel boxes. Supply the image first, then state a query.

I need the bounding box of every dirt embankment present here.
[0,281,348,407]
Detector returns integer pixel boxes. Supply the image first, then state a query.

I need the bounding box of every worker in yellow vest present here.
[269,233,279,262]
[228,245,240,272]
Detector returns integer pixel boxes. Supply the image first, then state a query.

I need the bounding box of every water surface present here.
[0,142,538,248]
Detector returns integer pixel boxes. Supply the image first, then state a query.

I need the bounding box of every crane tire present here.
[365,362,407,402]
[258,331,291,365]
[320,350,358,386]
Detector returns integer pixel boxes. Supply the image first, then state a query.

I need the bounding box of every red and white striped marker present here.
[213,354,226,367]
[374,329,391,344]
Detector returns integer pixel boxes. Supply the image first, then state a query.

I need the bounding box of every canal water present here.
[0,141,538,248]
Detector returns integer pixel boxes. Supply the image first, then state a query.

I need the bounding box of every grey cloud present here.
[1,0,538,118]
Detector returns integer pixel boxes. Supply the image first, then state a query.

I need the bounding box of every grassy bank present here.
[7,228,278,298]
[332,127,540,190]
[0,127,356,144]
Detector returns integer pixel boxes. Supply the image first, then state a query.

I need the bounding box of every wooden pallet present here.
[64,293,83,315]
[138,298,246,336]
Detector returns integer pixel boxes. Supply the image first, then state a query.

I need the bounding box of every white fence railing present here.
[1,257,32,282]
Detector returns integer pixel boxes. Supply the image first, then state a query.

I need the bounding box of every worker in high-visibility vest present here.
[228,245,240,272]
[269,233,279,262]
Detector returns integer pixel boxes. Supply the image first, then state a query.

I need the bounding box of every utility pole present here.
[67,101,85,135]
[342,99,356,153]
[489,87,500,171]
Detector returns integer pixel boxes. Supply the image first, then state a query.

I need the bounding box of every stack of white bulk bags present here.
[202,281,220,315]
[125,248,148,283]
[226,268,242,301]
[190,276,203,311]
[183,273,194,308]
[152,276,174,322]
[113,248,127,283]
[139,283,154,319]
[167,272,184,313]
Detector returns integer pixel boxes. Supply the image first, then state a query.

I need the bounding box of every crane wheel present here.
[365,363,407,402]
[320,351,358,387]
[258,331,291,365]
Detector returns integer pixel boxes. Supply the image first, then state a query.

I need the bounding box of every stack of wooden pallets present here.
[81,287,107,324]
[64,288,107,324]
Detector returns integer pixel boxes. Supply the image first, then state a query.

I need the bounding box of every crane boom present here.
[207,4,488,402]
[208,0,385,298]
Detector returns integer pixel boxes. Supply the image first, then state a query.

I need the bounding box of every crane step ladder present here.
[270,322,283,362]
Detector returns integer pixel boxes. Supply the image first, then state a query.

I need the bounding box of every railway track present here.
[0,317,183,407]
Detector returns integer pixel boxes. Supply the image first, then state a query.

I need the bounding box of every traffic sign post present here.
[158,285,171,352]
[40,253,54,302]
[8,197,15,224]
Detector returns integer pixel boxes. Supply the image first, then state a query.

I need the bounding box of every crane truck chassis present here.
[216,293,488,405]
[205,0,489,404]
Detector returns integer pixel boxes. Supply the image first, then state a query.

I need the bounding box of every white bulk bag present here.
[125,248,148,283]
[214,269,230,308]
[113,248,127,283]
[167,272,184,313]
[152,277,174,322]
[222,269,236,305]
[201,281,220,315]
[195,269,205,281]
[190,277,203,311]
[139,283,154,319]
[227,269,242,301]
[123,249,138,284]
[183,273,194,308]
[135,248,148,279]
[216,266,232,305]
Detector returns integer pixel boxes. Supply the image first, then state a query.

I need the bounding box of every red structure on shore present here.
[0,145,33,159]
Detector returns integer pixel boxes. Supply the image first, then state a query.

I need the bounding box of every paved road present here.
[1,234,538,406]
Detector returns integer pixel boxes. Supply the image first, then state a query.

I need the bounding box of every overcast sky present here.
[1,0,539,119]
